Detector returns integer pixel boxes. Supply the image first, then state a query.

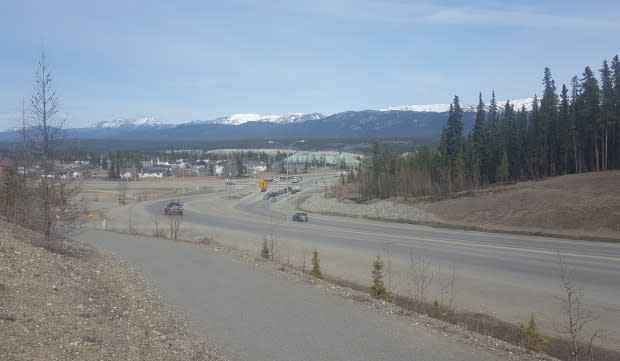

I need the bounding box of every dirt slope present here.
[0,221,226,361]
[416,171,620,239]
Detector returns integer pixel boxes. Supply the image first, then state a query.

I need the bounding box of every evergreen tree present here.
[527,95,541,177]
[558,84,571,173]
[310,249,322,279]
[442,96,465,190]
[369,255,389,299]
[523,313,549,353]
[540,68,559,175]
[487,91,500,181]
[570,76,581,173]
[576,66,601,171]
[496,150,510,184]
[516,106,529,180]
[472,93,487,185]
[600,60,614,170]
[261,237,270,259]
[612,55,620,168]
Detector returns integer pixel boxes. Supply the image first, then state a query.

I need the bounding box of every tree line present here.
[359,55,620,199]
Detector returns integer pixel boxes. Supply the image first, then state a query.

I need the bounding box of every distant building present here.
[140,167,168,178]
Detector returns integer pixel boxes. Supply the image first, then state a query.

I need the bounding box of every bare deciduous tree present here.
[168,214,181,239]
[19,52,81,241]
[406,248,434,312]
[152,214,161,237]
[557,253,602,361]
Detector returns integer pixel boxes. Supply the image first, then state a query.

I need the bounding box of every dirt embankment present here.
[308,171,620,240]
[417,171,620,240]
[0,221,226,361]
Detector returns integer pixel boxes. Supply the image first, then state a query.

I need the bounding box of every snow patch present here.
[93,117,162,129]
[382,98,535,113]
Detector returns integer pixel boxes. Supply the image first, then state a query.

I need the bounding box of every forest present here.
[358,55,620,200]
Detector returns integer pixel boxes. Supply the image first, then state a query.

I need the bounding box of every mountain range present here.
[0,99,533,143]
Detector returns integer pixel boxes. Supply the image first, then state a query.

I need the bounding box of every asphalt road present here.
[76,230,504,361]
[141,176,620,350]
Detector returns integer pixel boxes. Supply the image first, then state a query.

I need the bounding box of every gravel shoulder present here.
[0,220,226,361]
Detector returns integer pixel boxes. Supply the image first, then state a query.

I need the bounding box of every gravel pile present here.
[0,221,227,361]
[300,192,443,224]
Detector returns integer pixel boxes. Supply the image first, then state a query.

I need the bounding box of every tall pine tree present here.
[472,93,487,185]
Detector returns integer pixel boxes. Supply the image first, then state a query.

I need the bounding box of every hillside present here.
[417,171,620,240]
[307,171,620,241]
[0,222,225,361]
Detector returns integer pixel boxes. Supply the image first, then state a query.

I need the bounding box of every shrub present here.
[310,249,322,279]
[261,237,270,259]
[369,255,389,299]
[523,313,548,353]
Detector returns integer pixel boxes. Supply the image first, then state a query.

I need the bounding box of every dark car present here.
[292,212,308,222]
[164,201,184,216]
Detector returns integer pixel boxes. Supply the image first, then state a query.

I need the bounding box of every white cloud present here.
[287,0,620,30]
[424,7,620,29]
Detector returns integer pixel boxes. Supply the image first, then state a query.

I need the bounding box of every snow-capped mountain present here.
[93,117,165,129]
[204,112,325,126]
[382,98,534,113]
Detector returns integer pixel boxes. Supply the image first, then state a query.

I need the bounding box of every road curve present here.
[76,230,506,361]
[141,178,620,350]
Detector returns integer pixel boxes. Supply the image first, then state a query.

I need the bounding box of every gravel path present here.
[75,230,555,361]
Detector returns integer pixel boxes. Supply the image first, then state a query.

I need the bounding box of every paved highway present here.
[141,177,620,350]
[115,175,620,350]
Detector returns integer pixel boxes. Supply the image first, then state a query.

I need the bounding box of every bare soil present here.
[0,220,226,361]
[324,171,620,240]
[415,171,620,240]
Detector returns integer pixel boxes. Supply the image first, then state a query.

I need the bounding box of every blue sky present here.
[1,0,618,129]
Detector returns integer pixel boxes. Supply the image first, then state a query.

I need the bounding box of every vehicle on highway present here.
[292,212,308,222]
[164,200,184,216]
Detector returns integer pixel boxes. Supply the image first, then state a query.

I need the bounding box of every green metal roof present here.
[284,151,362,167]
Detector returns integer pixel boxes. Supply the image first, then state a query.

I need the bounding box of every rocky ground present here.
[0,220,227,361]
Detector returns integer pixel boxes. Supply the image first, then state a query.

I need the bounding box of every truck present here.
[164,200,184,216]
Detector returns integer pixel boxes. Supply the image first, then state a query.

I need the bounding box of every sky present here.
[1,0,619,129]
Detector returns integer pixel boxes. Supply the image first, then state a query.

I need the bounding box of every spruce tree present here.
[496,151,510,183]
[261,237,270,259]
[527,95,541,178]
[472,93,487,185]
[310,248,322,279]
[369,255,389,299]
[600,60,614,170]
[540,68,559,176]
[443,96,465,190]
[577,66,601,171]
[558,84,571,173]
[523,313,548,353]
[611,55,620,168]
[487,91,500,181]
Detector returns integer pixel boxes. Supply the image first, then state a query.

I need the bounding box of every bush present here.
[261,237,270,259]
[369,255,390,299]
[430,300,442,318]
[310,249,322,279]
[523,313,548,353]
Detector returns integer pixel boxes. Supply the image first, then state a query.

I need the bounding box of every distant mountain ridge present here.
[93,117,172,129]
[382,98,534,113]
[0,98,531,143]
